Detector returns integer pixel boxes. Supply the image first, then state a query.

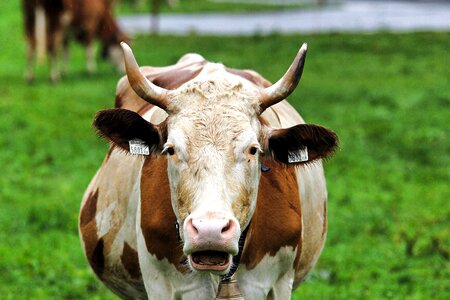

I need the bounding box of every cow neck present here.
[221,223,250,282]
[215,224,249,300]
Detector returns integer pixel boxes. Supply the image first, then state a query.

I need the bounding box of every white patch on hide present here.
[96,202,116,237]
[235,246,297,300]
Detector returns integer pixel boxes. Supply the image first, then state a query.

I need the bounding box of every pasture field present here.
[0,2,449,299]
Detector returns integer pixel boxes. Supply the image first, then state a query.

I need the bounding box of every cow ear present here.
[93,108,165,154]
[267,124,338,165]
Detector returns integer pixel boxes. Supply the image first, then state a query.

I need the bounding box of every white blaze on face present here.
[166,118,260,232]
[162,68,262,272]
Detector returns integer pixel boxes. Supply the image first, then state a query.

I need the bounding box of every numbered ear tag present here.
[287,147,308,163]
[129,139,150,155]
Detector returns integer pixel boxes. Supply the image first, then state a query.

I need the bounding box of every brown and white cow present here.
[80,42,338,299]
[22,0,128,83]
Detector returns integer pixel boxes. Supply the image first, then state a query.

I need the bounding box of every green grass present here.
[1,1,449,299]
[116,0,311,15]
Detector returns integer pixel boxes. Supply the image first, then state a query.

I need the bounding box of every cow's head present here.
[94,43,338,275]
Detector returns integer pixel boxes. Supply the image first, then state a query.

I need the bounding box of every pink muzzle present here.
[183,214,240,273]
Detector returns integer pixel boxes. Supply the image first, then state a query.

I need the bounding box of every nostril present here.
[189,217,237,239]
[187,218,198,234]
[221,220,231,234]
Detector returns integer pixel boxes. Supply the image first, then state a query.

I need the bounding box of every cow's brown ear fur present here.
[267,124,338,165]
[94,108,166,154]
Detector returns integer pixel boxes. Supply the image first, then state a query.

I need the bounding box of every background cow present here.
[22,0,129,83]
[80,43,338,299]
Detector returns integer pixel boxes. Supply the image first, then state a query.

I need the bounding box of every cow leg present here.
[48,43,60,83]
[24,38,36,83]
[136,226,176,299]
[47,16,64,83]
[61,37,70,76]
[59,8,72,77]
[23,0,36,83]
[236,247,297,300]
[86,42,97,74]
[266,269,295,300]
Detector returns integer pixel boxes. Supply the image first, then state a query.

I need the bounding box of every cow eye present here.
[249,146,258,155]
[163,144,176,156]
[167,147,175,156]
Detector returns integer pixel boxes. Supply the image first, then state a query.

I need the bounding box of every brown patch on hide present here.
[136,103,153,116]
[115,59,205,113]
[121,242,142,279]
[226,68,272,88]
[115,77,149,112]
[240,159,302,269]
[81,223,105,278]
[79,188,106,278]
[80,189,99,226]
[140,157,188,273]
[89,238,106,277]
[149,66,204,90]
[114,94,123,108]
[80,220,99,271]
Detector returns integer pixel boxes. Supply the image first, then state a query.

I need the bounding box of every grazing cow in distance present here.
[22,0,129,83]
[80,42,338,299]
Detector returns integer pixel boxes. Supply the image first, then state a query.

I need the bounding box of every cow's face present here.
[163,75,262,272]
[94,43,338,275]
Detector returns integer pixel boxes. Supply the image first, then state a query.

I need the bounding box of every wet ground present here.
[119,0,450,35]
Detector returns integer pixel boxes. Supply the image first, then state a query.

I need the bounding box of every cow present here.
[22,0,129,83]
[80,42,338,299]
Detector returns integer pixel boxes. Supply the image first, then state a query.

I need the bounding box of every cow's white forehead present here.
[168,62,260,115]
[166,62,261,155]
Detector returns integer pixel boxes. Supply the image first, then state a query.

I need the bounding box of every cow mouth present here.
[189,251,231,272]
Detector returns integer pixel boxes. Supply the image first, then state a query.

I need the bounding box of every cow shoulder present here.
[240,158,302,270]
[241,103,303,267]
[139,156,189,273]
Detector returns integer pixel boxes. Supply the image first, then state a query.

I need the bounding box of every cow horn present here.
[259,43,308,113]
[121,42,170,110]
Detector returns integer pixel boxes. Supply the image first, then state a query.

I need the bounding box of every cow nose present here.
[186,217,237,243]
